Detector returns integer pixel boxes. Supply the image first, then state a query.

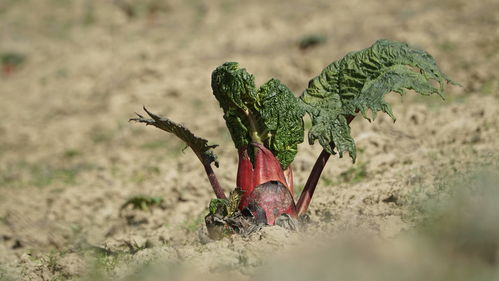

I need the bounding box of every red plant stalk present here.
[296,115,355,216]
[202,161,226,199]
[236,148,254,208]
[236,143,296,224]
[295,149,331,216]
[237,116,355,223]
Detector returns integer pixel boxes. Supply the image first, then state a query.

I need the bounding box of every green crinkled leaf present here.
[307,113,356,159]
[212,62,258,150]
[354,64,441,121]
[130,107,219,167]
[208,188,242,217]
[301,39,456,162]
[211,62,304,168]
[209,198,227,216]
[258,79,305,168]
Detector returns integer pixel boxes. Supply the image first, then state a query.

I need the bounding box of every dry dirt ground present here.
[1,0,499,280]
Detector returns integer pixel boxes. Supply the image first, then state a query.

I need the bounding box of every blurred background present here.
[0,0,498,280]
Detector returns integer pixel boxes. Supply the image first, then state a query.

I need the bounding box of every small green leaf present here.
[209,198,228,216]
[121,195,163,211]
[208,188,241,217]
[1,52,25,66]
[299,33,327,50]
[227,188,242,215]
[130,107,219,167]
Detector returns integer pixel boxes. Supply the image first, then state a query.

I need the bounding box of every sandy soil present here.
[0,0,498,280]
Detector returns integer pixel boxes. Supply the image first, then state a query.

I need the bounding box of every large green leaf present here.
[211,62,304,168]
[301,39,457,161]
[130,107,219,167]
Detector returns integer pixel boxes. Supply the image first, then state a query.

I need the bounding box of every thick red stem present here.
[237,148,254,208]
[236,143,297,224]
[252,143,289,191]
[296,149,331,216]
[296,115,355,217]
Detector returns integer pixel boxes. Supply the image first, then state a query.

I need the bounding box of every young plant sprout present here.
[131,40,457,238]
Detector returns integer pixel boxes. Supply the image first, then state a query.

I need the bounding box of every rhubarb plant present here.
[131,39,457,237]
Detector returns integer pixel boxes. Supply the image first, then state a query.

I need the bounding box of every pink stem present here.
[203,161,226,199]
